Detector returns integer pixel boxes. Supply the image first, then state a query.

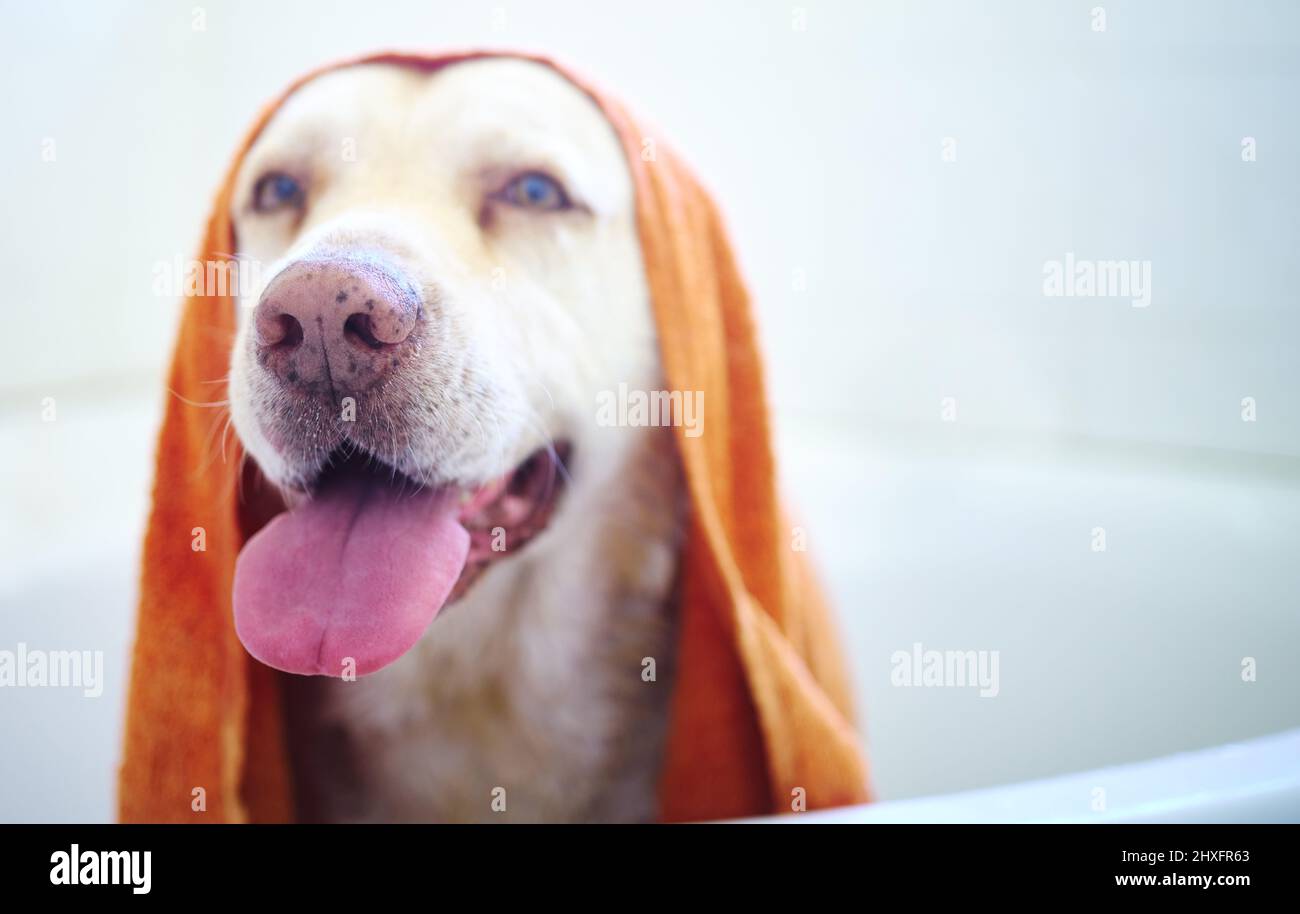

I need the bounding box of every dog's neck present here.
[282,425,684,822]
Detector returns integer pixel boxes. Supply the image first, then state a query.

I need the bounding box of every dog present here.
[227,58,684,823]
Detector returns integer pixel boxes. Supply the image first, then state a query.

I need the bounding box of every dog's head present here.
[226,58,658,677]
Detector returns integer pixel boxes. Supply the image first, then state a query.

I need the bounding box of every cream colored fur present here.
[227,59,682,822]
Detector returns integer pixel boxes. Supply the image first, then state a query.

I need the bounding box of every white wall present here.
[2,0,1298,820]
[3,0,1298,452]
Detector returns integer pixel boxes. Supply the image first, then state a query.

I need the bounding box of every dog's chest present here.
[283,438,684,823]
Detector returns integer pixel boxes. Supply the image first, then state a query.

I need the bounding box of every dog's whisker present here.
[219,413,235,465]
[191,404,233,481]
[168,387,231,409]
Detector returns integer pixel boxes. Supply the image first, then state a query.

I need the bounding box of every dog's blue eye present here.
[499,172,570,211]
[253,172,304,213]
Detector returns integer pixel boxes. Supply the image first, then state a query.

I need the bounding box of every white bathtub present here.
[2,391,1297,822]
[747,728,1300,823]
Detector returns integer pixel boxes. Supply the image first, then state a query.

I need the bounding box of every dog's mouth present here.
[232,442,570,679]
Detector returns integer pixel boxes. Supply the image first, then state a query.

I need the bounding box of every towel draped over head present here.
[118,50,870,823]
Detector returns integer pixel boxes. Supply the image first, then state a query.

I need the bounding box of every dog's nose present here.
[253,252,422,394]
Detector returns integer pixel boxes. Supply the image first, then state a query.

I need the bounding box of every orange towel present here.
[119,50,870,823]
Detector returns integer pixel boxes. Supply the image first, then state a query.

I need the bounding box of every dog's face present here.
[226,59,658,676]
[230,58,652,487]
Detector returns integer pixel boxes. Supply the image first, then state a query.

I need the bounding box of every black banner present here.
[0,823,1285,897]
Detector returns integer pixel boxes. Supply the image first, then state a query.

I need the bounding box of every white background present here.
[2,0,1298,821]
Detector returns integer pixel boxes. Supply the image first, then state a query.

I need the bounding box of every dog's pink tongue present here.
[233,475,469,678]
